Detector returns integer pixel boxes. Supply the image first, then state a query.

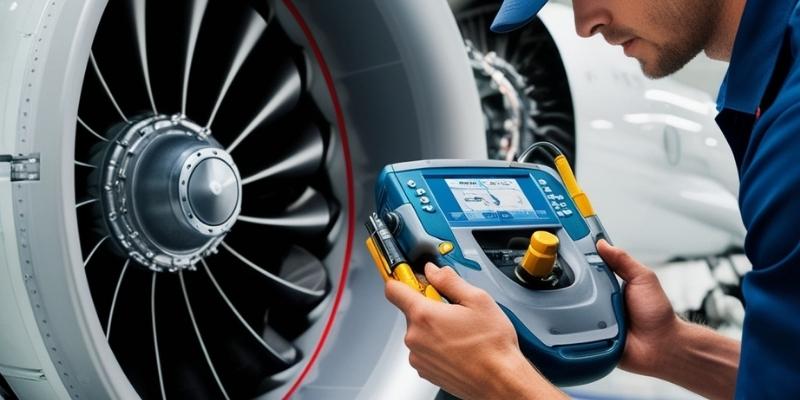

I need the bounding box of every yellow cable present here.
[365,237,392,282]
[554,155,596,218]
[366,238,443,301]
[393,263,423,292]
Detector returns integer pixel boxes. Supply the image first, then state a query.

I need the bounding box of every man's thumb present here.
[596,240,651,283]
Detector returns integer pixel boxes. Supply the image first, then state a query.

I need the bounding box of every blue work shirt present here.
[716,0,800,397]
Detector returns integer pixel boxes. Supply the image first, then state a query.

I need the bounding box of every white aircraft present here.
[0,0,745,399]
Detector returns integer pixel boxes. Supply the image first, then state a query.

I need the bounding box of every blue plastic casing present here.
[375,160,625,386]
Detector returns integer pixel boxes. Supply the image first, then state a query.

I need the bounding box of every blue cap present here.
[490,0,548,33]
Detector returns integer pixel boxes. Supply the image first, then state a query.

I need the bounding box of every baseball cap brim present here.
[490,0,548,33]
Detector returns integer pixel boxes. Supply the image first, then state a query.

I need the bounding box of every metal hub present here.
[98,114,242,272]
[178,147,241,236]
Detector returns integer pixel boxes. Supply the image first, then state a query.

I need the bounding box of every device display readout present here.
[444,178,545,222]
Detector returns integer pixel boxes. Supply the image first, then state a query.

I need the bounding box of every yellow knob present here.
[438,241,454,255]
[520,231,559,278]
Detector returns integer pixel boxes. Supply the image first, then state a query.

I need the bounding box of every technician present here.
[385,0,800,398]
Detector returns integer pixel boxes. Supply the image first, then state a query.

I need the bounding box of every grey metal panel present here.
[4,376,55,400]
[0,182,42,371]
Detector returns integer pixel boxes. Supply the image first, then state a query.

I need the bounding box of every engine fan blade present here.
[278,246,328,302]
[130,0,158,114]
[200,259,300,367]
[181,0,210,116]
[178,271,231,399]
[226,59,302,153]
[77,117,110,142]
[261,325,297,363]
[205,8,269,129]
[237,187,330,236]
[104,264,163,399]
[240,123,324,185]
[157,258,299,399]
[221,242,327,307]
[149,270,236,399]
[89,52,129,122]
[262,245,331,340]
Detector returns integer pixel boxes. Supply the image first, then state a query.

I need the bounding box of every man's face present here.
[572,0,721,78]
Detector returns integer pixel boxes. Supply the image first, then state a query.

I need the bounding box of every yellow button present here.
[520,231,559,278]
[438,241,454,255]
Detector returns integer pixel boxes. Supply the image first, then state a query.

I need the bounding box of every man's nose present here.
[572,0,612,38]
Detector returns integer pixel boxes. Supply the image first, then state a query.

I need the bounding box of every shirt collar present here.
[716,0,796,114]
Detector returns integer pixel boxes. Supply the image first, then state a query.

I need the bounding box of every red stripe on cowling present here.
[281,1,357,399]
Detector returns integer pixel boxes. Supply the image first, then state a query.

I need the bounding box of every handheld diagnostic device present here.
[366,147,625,386]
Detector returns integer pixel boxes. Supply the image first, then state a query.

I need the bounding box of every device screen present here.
[444,178,538,221]
[426,175,557,226]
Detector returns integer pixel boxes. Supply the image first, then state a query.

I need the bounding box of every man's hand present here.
[597,240,740,400]
[596,239,682,375]
[385,263,565,400]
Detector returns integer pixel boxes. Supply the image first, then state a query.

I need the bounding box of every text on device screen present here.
[425,175,557,226]
[445,178,538,221]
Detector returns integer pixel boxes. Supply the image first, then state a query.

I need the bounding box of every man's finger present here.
[385,279,426,314]
[424,263,482,305]
[597,240,651,283]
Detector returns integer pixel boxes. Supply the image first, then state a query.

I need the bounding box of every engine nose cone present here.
[99,115,243,271]
[188,158,239,226]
